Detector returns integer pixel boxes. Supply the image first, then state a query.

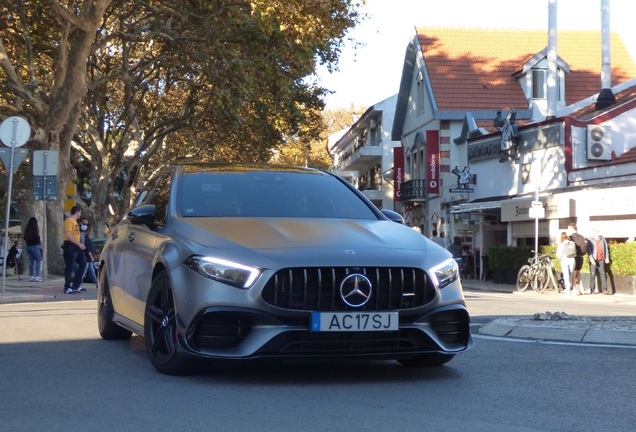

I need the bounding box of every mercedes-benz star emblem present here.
[340,274,373,307]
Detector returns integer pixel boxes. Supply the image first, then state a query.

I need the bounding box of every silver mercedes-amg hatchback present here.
[97,162,473,374]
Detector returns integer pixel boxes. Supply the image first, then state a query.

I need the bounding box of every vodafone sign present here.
[426,130,439,194]
[393,146,404,200]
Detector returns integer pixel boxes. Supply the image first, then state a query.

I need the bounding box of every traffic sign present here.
[63,199,75,211]
[33,176,58,200]
[33,150,59,176]
[531,200,543,208]
[0,116,30,147]
[529,206,545,218]
[0,148,29,174]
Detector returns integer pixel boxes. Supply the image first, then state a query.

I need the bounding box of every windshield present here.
[179,170,378,220]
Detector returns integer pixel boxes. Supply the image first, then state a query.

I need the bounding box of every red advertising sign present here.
[426,130,439,194]
[393,146,404,201]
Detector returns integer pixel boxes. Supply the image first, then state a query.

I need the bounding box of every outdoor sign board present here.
[33,176,58,201]
[393,146,404,201]
[426,130,439,194]
[501,197,574,222]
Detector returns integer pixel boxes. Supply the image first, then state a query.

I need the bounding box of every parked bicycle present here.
[537,254,565,293]
[516,252,563,292]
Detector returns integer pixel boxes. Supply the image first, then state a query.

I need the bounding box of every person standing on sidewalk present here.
[23,217,42,282]
[79,217,98,289]
[448,236,463,269]
[431,230,446,248]
[588,227,611,295]
[6,241,22,280]
[62,206,86,294]
[567,223,587,295]
[556,232,577,296]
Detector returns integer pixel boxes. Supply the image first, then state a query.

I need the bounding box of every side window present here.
[148,174,171,227]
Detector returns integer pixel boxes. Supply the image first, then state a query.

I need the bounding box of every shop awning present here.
[451,201,502,214]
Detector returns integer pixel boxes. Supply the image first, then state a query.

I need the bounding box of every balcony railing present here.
[400,179,426,201]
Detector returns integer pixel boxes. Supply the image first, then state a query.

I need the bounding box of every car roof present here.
[174,162,325,175]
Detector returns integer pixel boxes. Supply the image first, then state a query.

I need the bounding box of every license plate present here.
[311,312,399,332]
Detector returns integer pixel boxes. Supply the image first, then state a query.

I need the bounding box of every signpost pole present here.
[534,178,540,259]
[42,152,48,281]
[1,121,17,294]
[0,116,31,293]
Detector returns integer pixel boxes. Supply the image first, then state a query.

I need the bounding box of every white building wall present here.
[571,111,636,170]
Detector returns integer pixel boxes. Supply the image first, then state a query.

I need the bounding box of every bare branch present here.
[0,39,47,115]
[44,0,91,32]
[71,139,91,160]
[17,0,36,83]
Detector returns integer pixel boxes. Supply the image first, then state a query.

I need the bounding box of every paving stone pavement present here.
[1,273,634,346]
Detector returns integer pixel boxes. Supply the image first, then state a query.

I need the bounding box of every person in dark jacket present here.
[567,223,587,295]
[5,240,22,280]
[79,217,99,289]
[23,217,42,281]
[448,236,463,268]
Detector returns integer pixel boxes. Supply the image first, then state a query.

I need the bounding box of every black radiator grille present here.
[257,329,438,355]
[261,267,435,311]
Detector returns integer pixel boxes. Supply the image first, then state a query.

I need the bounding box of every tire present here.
[534,266,549,292]
[516,265,531,292]
[144,270,194,375]
[398,353,455,367]
[97,267,133,340]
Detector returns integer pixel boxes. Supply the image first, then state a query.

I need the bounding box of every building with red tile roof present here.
[391,26,636,258]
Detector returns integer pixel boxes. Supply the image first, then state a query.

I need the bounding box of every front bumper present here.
[177,304,473,361]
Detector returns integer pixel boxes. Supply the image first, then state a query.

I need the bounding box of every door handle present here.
[128,233,135,242]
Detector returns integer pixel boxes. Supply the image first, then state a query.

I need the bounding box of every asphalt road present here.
[0,296,634,432]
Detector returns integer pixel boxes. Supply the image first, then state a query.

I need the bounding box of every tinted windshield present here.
[180,170,378,219]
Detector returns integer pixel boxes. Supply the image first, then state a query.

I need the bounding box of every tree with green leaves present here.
[0,0,364,273]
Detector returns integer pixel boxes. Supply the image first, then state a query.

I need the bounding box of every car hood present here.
[174,217,430,251]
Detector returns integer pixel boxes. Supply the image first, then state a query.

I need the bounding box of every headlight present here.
[184,256,262,289]
[430,258,459,289]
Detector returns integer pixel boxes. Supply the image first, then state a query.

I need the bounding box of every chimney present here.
[546,0,558,119]
[596,0,616,110]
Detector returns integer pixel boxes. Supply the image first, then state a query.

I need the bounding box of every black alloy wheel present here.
[144,270,193,375]
[398,353,455,367]
[97,267,133,340]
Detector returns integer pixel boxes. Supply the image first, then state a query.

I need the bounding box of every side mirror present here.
[127,205,156,226]
[381,209,404,224]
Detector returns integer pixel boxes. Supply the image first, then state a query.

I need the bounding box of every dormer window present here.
[416,71,425,114]
[531,58,561,100]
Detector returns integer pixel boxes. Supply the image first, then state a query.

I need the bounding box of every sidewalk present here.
[0,272,97,303]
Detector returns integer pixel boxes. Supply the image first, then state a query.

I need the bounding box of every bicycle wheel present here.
[534,266,549,292]
[516,265,532,292]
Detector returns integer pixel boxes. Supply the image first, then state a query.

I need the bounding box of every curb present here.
[479,317,636,346]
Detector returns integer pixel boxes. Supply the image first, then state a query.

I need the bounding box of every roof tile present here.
[415,28,636,111]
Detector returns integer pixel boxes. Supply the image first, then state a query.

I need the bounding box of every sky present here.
[315,0,636,109]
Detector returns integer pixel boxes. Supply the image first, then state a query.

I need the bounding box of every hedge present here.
[488,245,533,272]
[489,242,636,277]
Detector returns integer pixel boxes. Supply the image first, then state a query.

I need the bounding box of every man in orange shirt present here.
[62,206,86,294]
[588,227,611,295]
